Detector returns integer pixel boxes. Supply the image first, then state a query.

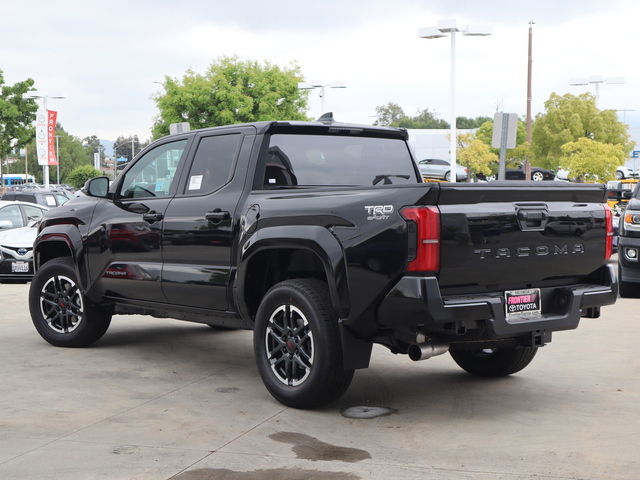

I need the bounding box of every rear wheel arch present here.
[238,226,350,322]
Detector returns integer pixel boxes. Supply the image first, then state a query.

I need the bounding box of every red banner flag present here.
[47,110,58,166]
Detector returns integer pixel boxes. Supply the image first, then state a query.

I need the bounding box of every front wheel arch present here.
[29,256,112,347]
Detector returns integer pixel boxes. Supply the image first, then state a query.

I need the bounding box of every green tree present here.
[66,165,102,189]
[113,135,147,162]
[475,119,530,167]
[9,124,95,184]
[374,102,406,126]
[456,132,499,180]
[457,116,492,129]
[0,70,38,183]
[559,137,626,182]
[151,56,309,139]
[396,108,449,129]
[531,92,632,169]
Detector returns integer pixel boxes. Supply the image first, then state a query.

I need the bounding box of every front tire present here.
[29,257,112,347]
[444,171,451,182]
[450,346,538,377]
[253,279,354,409]
[532,171,544,181]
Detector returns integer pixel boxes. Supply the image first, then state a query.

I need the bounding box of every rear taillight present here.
[604,204,613,260]
[401,206,440,272]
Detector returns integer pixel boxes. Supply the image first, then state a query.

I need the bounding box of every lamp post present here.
[298,81,346,117]
[419,19,492,183]
[569,76,624,109]
[24,92,66,186]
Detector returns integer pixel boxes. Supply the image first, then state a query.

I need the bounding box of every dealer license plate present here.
[12,262,29,273]
[505,288,541,320]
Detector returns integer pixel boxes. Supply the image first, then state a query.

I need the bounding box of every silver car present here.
[418,158,468,182]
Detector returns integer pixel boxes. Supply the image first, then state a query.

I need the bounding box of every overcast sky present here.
[2,0,639,143]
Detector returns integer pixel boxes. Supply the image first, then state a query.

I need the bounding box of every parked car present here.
[0,224,37,283]
[1,189,71,208]
[418,158,468,181]
[0,201,49,230]
[556,166,570,181]
[616,166,638,180]
[476,165,555,181]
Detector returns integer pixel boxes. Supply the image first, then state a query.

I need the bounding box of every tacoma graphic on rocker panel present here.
[28,114,617,408]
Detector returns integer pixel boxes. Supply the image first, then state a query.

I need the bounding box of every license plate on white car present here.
[12,262,29,273]
[505,288,541,320]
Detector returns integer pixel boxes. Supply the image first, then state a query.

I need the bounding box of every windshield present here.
[261,134,418,188]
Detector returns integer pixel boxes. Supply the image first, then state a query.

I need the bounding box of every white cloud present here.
[2,0,640,142]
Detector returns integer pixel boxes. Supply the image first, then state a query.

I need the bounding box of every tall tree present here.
[559,138,626,182]
[0,70,38,182]
[11,124,97,183]
[113,135,144,161]
[151,56,309,139]
[531,92,632,169]
[374,102,406,126]
[456,132,498,180]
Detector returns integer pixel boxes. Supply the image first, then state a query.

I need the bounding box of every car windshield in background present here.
[264,134,417,187]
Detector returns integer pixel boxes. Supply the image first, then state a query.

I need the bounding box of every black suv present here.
[1,189,70,208]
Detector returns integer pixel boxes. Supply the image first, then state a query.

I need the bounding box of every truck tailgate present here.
[435,182,609,288]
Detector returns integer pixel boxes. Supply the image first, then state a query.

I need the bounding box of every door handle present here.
[206,209,230,223]
[142,210,164,224]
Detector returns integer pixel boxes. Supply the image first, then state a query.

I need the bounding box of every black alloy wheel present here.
[253,279,354,409]
[29,257,112,347]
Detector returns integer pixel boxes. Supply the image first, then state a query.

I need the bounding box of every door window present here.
[0,205,24,228]
[117,140,188,200]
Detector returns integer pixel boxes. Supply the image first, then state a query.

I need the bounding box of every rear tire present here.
[444,171,451,182]
[450,346,538,377]
[29,257,112,347]
[253,279,354,409]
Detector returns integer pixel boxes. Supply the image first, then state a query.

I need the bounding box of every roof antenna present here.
[316,112,335,124]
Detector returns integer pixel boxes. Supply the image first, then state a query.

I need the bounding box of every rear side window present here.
[261,134,417,188]
[185,134,242,194]
[41,194,57,207]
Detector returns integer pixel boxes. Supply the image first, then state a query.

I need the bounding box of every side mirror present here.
[623,190,633,199]
[0,220,12,229]
[82,176,110,198]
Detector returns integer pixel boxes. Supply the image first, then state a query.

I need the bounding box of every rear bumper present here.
[377,263,617,338]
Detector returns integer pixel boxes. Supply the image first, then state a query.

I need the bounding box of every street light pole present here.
[419,20,492,183]
[570,76,625,109]
[298,81,347,117]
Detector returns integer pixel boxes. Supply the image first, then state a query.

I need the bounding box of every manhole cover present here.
[340,406,396,419]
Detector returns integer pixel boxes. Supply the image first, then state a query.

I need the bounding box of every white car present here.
[555,166,570,181]
[0,225,37,283]
[418,159,468,182]
[616,166,638,180]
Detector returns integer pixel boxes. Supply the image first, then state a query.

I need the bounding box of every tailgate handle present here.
[516,206,549,231]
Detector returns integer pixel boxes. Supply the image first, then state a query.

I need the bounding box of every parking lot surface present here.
[1,276,638,480]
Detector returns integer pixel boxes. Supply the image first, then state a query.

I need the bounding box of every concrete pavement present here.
[1,274,638,479]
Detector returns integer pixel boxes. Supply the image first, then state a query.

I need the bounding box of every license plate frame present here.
[505,288,541,320]
[12,262,30,273]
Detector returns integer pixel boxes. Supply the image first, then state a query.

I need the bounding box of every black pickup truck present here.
[28,115,617,408]
[617,182,640,296]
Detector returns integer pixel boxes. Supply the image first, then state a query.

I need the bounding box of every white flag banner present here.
[35,110,48,166]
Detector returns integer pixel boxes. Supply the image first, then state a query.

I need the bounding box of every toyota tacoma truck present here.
[28,114,617,408]
[617,182,640,296]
